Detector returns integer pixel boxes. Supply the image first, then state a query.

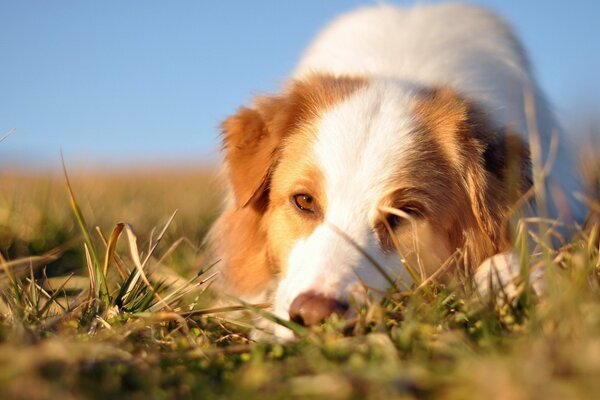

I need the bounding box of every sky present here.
[1,0,599,169]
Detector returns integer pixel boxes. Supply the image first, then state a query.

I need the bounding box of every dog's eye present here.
[386,206,422,229]
[292,194,315,213]
[386,214,403,229]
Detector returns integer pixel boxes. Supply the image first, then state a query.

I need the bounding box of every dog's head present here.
[212,74,530,337]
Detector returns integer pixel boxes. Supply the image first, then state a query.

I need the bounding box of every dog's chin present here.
[247,305,296,343]
[248,322,296,343]
[272,324,297,342]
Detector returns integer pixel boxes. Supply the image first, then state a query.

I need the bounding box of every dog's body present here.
[208,3,585,339]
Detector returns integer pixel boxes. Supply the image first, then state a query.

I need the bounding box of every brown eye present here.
[291,194,315,213]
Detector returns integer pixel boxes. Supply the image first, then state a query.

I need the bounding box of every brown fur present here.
[265,149,326,275]
[211,78,532,295]
[211,74,366,295]
[411,87,532,266]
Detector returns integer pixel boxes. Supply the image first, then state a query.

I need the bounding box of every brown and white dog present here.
[207,3,585,339]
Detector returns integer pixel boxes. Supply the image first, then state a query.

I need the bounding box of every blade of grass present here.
[328,223,399,292]
[1,259,24,321]
[234,296,308,338]
[147,272,218,313]
[61,155,108,305]
[103,223,125,277]
[37,273,74,315]
[415,249,461,292]
[154,237,197,267]
[180,303,271,318]
[141,210,178,270]
[122,223,171,311]
[28,264,38,315]
[378,205,423,286]
[96,226,127,280]
[0,128,15,143]
[83,243,97,313]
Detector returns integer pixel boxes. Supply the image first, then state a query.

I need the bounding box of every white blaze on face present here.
[273,80,422,322]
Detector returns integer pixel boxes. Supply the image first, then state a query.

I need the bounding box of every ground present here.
[0,164,599,400]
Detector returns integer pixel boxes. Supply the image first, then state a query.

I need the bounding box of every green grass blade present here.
[61,155,109,305]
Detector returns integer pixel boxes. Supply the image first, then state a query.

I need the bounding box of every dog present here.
[207,3,586,339]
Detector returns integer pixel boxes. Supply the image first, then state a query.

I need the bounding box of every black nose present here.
[288,291,348,326]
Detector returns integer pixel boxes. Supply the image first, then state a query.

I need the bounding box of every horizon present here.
[2,0,599,170]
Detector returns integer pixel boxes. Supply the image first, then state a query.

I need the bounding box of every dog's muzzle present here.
[288,291,348,326]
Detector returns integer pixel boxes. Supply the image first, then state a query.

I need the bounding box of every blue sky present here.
[1,0,599,169]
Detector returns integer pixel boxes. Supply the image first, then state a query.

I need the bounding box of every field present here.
[1,161,599,400]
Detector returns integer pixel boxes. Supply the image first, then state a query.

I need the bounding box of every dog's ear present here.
[222,74,367,209]
[222,103,281,209]
[214,75,368,296]
[221,88,309,209]
[217,89,308,294]
[415,88,532,261]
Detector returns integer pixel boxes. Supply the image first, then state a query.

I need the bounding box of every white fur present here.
[273,80,419,330]
[294,3,584,224]
[475,251,544,297]
[233,4,586,337]
[295,4,531,133]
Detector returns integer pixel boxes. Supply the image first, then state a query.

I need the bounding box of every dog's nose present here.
[288,291,348,326]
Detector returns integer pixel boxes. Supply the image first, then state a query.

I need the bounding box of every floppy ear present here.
[222,85,314,208]
[213,74,367,295]
[415,88,532,261]
[222,74,367,209]
[222,104,281,208]
[213,87,306,295]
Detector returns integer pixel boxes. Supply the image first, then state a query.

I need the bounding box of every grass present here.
[1,163,599,400]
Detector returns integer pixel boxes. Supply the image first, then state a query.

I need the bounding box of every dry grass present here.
[0,159,599,399]
[0,167,223,274]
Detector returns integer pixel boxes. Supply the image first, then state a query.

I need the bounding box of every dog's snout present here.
[288,291,348,326]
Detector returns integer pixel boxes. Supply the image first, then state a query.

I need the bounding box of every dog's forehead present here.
[312,80,419,221]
